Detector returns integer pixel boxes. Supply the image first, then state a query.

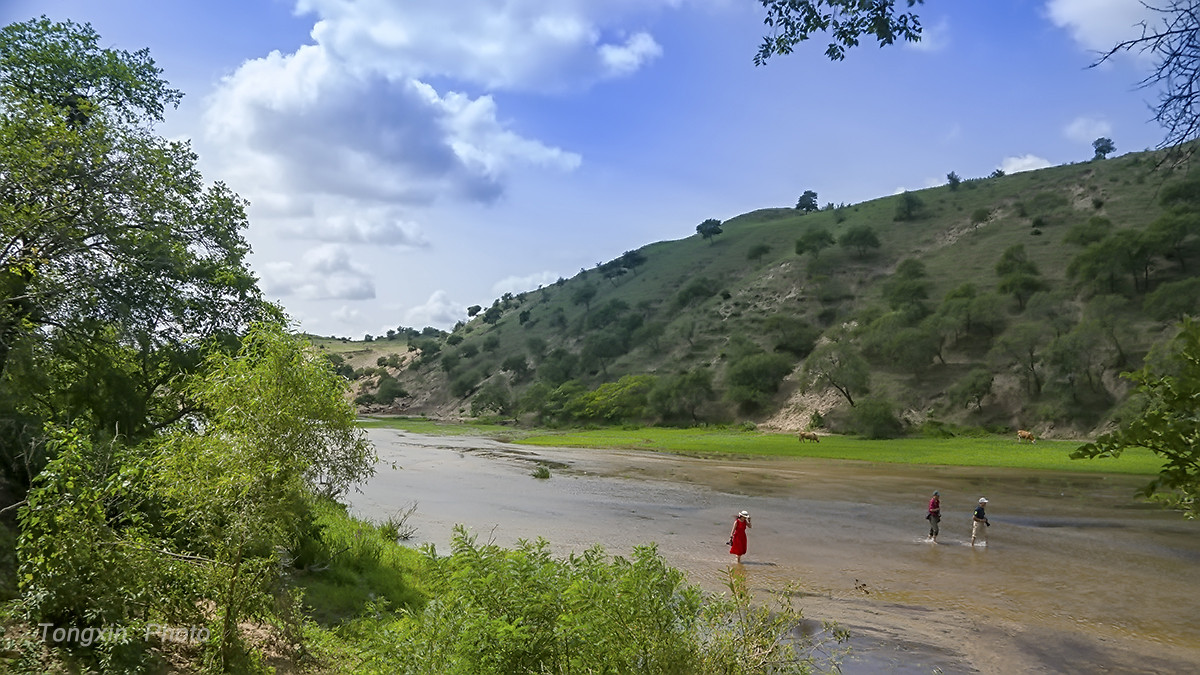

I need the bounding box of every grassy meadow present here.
[360,417,1162,475]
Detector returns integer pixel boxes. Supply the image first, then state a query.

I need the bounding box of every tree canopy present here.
[1072,320,1200,518]
[1,17,272,492]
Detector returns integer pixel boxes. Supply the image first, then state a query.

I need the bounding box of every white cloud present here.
[906,18,950,53]
[289,206,431,247]
[491,270,562,296]
[1045,0,1155,56]
[999,154,1052,174]
[1064,116,1113,144]
[600,32,663,76]
[404,290,464,329]
[295,0,675,90]
[260,245,376,300]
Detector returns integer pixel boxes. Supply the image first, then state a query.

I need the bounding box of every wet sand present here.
[349,428,1200,674]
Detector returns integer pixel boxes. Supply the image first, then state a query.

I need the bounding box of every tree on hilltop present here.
[1093,136,1116,160]
[795,189,819,213]
[696,218,724,243]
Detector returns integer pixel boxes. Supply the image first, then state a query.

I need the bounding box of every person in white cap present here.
[728,510,752,563]
[971,497,990,546]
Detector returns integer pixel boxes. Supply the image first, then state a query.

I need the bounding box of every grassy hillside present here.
[324,148,1200,438]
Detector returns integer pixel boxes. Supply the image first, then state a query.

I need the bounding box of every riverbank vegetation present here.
[359,417,1165,475]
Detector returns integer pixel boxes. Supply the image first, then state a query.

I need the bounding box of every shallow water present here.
[349,429,1200,674]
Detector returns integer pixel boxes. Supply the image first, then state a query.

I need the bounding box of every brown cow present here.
[1017,429,1036,443]
[798,431,820,443]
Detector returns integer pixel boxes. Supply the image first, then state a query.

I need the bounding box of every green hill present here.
[325,147,1200,439]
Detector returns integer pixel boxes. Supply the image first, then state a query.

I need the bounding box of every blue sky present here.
[3,0,1167,336]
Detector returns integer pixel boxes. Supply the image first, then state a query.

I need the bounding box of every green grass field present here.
[360,418,1162,475]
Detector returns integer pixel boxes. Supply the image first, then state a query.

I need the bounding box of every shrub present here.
[333,528,845,673]
[848,398,904,439]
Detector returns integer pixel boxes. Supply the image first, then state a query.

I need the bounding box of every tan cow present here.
[1017,429,1036,443]
[798,431,820,443]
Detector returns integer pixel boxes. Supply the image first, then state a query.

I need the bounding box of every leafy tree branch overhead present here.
[754,0,925,65]
[755,1,1200,154]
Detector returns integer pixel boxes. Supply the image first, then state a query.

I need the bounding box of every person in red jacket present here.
[729,510,751,563]
[926,490,941,542]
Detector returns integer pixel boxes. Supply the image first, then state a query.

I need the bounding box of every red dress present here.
[729,518,748,556]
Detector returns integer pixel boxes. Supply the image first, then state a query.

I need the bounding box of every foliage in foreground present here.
[310,526,845,674]
[11,323,374,673]
[1073,319,1200,517]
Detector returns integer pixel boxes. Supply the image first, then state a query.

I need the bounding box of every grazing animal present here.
[798,431,820,443]
[1017,429,1036,443]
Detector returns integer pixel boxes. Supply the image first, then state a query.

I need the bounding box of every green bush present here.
[726,352,794,412]
[325,528,845,674]
[849,398,905,439]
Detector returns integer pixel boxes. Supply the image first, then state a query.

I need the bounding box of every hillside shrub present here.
[375,376,408,404]
[725,353,794,412]
[450,370,483,398]
[848,398,904,439]
[674,277,720,308]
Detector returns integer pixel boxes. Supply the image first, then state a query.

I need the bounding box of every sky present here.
[2,0,1171,337]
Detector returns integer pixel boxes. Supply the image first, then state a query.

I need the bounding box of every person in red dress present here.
[729,510,751,563]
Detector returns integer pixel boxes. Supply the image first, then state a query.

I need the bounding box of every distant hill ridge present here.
[313,146,1200,439]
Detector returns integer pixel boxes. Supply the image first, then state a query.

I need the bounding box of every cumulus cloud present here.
[404,290,464,329]
[260,245,376,300]
[491,270,562,296]
[1045,0,1155,56]
[999,154,1052,174]
[600,32,663,76]
[295,0,671,90]
[1064,116,1113,144]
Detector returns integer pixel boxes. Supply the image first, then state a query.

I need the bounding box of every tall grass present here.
[292,500,426,625]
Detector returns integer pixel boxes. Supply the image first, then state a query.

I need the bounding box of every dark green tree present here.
[801,337,869,406]
[1092,136,1115,159]
[795,226,836,260]
[1,18,270,492]
[726,352,795,412]
[1063,216,1114,247]
[989,321,1050,396]
[838,224,880,259]
[893,190,925,221]
[696,218,724,243]
[795,189,819,213]
[946,171,961,191]
[1145,277,1200,321]
[571,284,598,313]
[995,245,1046,310]
[650,369,716,423]
[947,368,994,411]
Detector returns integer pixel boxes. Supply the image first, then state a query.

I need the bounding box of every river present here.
[348,428,1200,674]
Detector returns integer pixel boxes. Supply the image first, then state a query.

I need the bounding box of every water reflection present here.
[350,429,1200,674]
